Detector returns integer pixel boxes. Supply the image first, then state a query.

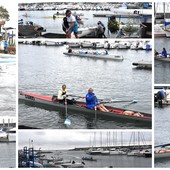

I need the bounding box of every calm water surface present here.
[19,44,152,129]
[0,64,16,117]
[155,106,170,168]
[0,143,16,168]
[44,150,151,168]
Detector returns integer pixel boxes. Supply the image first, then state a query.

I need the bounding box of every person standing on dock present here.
[161,48,167,58]
[86,88,109,112]
[65,10,79,39]
[156,87,169,107]
[97,21,106,38]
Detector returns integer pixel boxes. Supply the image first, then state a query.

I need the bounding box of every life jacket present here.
[61,89,66,96]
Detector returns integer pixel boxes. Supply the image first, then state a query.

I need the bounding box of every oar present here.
[123,100,138,108]
[101,99,138,104]
[94,96,97,127]
[69,94,85,99]
[64,97,71,126]
[155,143,170,148]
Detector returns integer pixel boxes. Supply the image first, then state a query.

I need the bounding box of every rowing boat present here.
[132,61,152,69]
[19,92,151,126]
[0,58,16,63]
[155,143,170,159]
[63,52,124,61]
[155,55,170,62]
[155,150,170,159]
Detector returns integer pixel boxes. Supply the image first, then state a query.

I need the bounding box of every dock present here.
[0,116,16,130]
[132,61,152,69]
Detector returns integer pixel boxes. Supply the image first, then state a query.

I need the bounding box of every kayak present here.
[0,58,16,63]
[63,52,124,61]
[19,91,151,126]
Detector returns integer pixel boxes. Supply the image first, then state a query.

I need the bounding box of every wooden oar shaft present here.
[69,94,85,98]
[101,100,137,104]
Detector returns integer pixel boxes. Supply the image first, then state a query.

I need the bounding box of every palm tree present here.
[0,6,9,21]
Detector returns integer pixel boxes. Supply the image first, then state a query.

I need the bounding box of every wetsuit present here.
[62,17,69,33]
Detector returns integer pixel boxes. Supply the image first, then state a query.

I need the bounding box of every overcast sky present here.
[0,0,17,27]
[18,130,152,150]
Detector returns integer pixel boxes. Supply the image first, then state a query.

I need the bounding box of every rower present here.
[105,50,108,55]
[86,88,109,112]
[161,48,167,58]
[58,84,75,105]
[156,87,169,107]
[68,48,72,53]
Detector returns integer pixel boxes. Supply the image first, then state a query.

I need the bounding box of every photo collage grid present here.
[0,0,169,168]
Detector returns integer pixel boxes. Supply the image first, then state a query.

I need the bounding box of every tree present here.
[0,6,10,20]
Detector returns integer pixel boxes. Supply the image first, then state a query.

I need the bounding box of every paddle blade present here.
[131,100,138,103]
[64,118,71,125]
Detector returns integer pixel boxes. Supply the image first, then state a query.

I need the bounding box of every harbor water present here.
[155,106,170,168]
[0,142,16,168]
[0,63,16,118]
[19,43,152,129]
[43,150,151,168]
[155,38,170,84]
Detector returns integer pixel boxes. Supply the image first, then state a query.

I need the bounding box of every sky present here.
[0,0,17,27]
[18,130,152,150]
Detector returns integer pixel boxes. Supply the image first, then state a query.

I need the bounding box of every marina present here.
[18,131,152,168]
[18,40,152,129]
[18,2,152,39]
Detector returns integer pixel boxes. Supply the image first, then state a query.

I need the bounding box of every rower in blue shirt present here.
[86,88,109,112]
[162,48,167,58]
[105,50,108,55]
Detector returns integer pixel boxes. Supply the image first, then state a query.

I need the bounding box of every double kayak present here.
[19,91,151,126]
[63,52,124,61]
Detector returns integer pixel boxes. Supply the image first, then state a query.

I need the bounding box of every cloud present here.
[18,130,152,150]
